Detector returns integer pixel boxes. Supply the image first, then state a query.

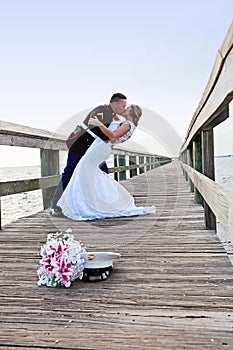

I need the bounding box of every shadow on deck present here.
[1,161,233,349]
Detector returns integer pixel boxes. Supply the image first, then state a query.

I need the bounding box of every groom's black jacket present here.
[69,104,115,156]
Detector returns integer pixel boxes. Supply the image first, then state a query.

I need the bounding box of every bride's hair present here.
[130,105,142,126]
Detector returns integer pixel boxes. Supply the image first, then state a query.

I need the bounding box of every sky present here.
[0,0,233,166]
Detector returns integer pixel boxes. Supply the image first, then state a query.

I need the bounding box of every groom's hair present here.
[110,93,127,102]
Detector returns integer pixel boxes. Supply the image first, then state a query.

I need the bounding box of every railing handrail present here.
[0,159,173,198]
[0,119,172,229]
[182,163,233,240]
[180,21,233,153]
[179,21,233,238]
[0,119,166,158]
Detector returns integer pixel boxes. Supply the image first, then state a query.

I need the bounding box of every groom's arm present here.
[83,105,113,141]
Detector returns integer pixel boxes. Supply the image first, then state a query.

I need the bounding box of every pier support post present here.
[0,198,1,230]
[183,151,188,180]
[119,155,126,180]
[146,156,150,171]
[187,146,194,192]
[139,156,145,173]
[114,154,118,181]
[202,129,216,230]
[40,149,60,209]
[192,134,204,206]
[129,156,137,178]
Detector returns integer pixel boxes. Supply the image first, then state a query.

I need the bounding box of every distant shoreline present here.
[215,154,233,158]
[0,165,41,169]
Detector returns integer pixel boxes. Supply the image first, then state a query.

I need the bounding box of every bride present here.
[58,104,156,220]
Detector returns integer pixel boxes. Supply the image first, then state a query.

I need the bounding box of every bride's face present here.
[122,107,132,120]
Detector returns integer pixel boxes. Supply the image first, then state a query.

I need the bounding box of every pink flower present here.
[49,242,68,261]
[54,256,73,283]
[41,255,54,276]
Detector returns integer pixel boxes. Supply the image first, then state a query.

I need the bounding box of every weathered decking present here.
[0,161,233,349]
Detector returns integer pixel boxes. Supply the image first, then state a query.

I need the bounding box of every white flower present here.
[37,231,86,288]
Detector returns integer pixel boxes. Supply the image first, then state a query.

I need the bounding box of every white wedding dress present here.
[58,121,156,221]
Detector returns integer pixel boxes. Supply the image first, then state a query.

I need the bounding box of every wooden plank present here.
[0,120,161,155]
[202,105,229,130]
[0,132,66,150]
[189,17,233,136]
[108,160,170,174]
[182,162,233,241]
[112,147,164,158]
[180,21,233,153]
[0,175,60,196]
[0,120,66,139]
[0,161,233,349]
[0,120,67,150]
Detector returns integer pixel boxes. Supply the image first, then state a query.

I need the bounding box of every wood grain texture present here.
[0,120,67,150]
[181,21,233,153]
[0,161,233,349]
[183,162,233,241]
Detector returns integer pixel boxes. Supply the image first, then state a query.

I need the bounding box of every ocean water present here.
[215,156,233,193]
[0,157,232,227]
[0,166,44,227]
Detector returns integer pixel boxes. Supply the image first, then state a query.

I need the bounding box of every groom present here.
[50,92,127,217]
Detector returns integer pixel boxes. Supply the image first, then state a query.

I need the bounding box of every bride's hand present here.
[110,137,117,144]
[88,116,102,126]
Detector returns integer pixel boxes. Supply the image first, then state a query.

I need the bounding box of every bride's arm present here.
[88,116,130,139]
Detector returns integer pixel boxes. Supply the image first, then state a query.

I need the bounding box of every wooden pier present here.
[1,20,233,350]
[1,160,233,349]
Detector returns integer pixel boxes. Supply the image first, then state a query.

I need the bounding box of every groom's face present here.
[113,99,127,116]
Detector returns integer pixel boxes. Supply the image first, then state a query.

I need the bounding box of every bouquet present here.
[37,229,86,288]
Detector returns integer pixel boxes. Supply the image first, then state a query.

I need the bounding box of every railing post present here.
[40,149,60,209]
[0,198,2,230]
[114,154,118,181]
[202,129,216,230]
[192,134,204,206]
[126,155,130,179]
[129,155,137,178]
[151,157,154,169]
[146,156,150,171]
[187,146,194,192]
[183,151,188,180]
[139,156,145,173]
[119,155,126,180]
[181,153,185,175]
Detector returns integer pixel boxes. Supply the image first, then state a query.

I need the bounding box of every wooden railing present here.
[179,21,233,241]
[0,120,171,229]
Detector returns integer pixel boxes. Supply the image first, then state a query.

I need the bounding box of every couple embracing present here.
[50,93,155,220]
